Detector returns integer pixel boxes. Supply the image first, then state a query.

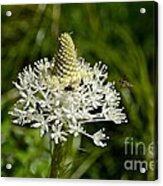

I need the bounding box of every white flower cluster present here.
[9,58,127,147]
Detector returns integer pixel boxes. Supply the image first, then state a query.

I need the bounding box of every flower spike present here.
[9,33,127,148]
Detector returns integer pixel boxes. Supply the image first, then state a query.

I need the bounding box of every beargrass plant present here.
[9,33,127,178]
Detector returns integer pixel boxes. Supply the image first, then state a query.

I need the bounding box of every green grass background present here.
[1,1,157,180]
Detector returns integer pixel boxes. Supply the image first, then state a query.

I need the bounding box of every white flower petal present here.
[31,123,41,128]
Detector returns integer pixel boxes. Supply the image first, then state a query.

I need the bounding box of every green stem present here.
[49,143,64,178]
[49,136,81,178]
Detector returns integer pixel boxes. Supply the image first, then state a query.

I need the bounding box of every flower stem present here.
[49,136,81,178]
[49,143,65,178]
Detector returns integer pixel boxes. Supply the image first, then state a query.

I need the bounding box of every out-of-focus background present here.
[1,2,157,180]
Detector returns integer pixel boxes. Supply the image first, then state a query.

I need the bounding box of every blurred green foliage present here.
[1,2,157,180]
